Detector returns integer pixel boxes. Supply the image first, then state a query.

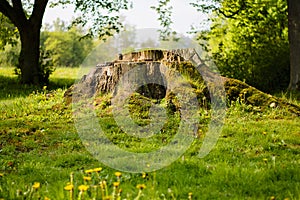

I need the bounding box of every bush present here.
[198,0,289,92]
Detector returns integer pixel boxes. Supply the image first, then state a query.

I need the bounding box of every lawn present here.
[0,66,299,199]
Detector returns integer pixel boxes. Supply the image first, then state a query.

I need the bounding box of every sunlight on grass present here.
[51,67,80,80]
[0,66,299,199]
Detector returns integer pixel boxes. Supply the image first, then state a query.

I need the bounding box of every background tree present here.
[0,0,131,85]
[189,0,300,91]
[0,13,18,49]
[42,26,94,67]
[196,0,289,92]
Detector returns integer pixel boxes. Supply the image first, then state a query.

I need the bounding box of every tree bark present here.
[0,0,48,85]
[288,0,300,91]
[18,23,41,84]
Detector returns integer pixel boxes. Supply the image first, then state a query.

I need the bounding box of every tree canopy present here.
[0,0,131,85]
[196,0,290,91]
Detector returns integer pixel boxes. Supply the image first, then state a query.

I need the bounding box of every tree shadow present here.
[0,75,75,100]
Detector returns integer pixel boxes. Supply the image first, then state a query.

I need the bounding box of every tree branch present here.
[12,0,23,11]
[30,0,49,27]
[0,0,15,21]
[219,9,239,19]
[0,0,27,28]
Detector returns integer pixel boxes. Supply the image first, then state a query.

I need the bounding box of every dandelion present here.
[113,182,120,188]
[263,158,268,162]
[83,176,92,181]
[32,182,40,189]
[44,197,51,200]
[0,173,4,177]
[93,167,102,172]
[112,182,121,199]
[83,176,92,185]
[136,184,146,190]
[270,196,275,200]
[262,132,267,135]
[142,172,147,179]
[78,185,89,199]
[188,192,193,200]
[135,184,146,200]
[114,172,122,178]
[64,184,74,191]
[78,185,89,192]
[64,184,74,200]
[85,169,94,174]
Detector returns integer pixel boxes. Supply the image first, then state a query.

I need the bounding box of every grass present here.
[0,66,300,199]
[0,67,78,100]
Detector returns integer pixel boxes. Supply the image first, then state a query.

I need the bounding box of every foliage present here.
[0,13,19,49]
[0,42,20,67]
[193,0,290,92]
[38,46,55,85]
[151,0,177,40]
[41,27,94,67]
[64,0,133,38]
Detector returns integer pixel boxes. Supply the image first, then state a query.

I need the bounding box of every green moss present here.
[225,78,300,116]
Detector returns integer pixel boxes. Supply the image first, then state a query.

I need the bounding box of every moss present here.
[65,50,300,116]
[224,78,300,116]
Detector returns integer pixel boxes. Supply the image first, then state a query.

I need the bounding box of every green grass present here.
[0,66,299,199]
[0,67,78,100]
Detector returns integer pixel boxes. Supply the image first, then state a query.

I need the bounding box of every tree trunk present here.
[0,0,49,85]
[19,24,41,85]
[288,0,300,91]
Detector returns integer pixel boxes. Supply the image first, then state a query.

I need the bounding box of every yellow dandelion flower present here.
[188,192,193,199]
[113,182,120,187]
[136,184,146,190]
[142,172,147,178]
[263,158,268,162]
[44,197,51,200]
[262,132,267,135]
[32,182,40,189]
[270,196,275,200]
[85,169,94,174]
[83,176,92,181]
[78,185,89,191]
[93,167,102,172]
[64,184,74,191]
[0,173,4,177]
[115,172,122,177]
